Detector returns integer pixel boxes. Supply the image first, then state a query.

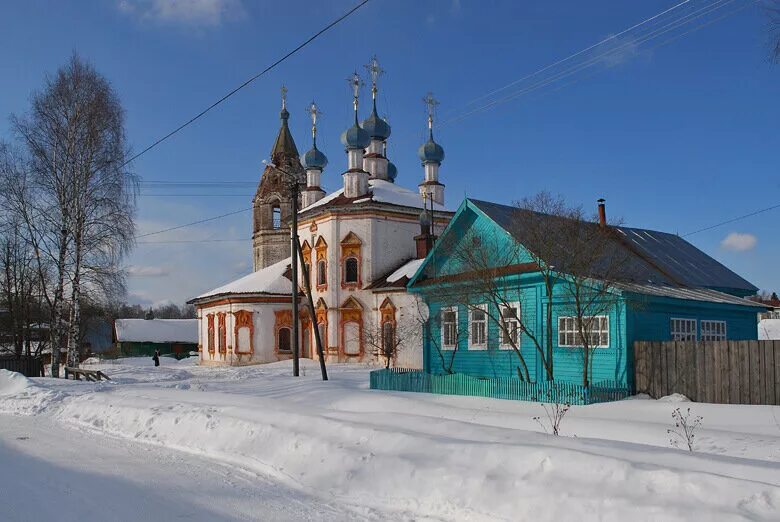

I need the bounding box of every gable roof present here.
[468,199,757,294]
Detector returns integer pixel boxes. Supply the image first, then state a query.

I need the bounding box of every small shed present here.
[114,318,198,358]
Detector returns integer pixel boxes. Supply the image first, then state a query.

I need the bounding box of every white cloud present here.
[720,232,757,252]
[127,265,171,277]
[118,0,246,27]
[597,35,642,68]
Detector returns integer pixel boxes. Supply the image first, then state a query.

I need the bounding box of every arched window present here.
[382,322,395,358]
[344,257,358,284]
[272,205,281,229]
[304,262,311,288]
[317,260,327,287]
[278,327,291,353]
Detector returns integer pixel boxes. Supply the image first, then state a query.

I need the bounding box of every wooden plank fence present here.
[0,355,45,377]
[634,340,780,405]
[370,368,630,405]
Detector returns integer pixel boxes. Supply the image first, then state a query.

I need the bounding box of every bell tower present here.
[252,86,305,271]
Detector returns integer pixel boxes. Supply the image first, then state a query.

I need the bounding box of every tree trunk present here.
[67,230,82,369]
[50,228,68,378]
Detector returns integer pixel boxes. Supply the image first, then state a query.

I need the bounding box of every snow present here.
[759,319,780,340]
[302,179,451,213]
[194,256,291,300]
[1,359,779,520]
[114,318,198,343]
[386,258,425,283]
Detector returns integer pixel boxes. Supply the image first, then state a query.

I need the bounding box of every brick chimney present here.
[597,198,607,227]
[414,210,436,259]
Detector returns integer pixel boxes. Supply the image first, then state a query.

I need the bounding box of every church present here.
[189,58,452,367]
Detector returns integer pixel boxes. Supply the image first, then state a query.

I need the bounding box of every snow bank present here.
[0,370,63,415]
[2,360,779,520]
[0,369,32,396]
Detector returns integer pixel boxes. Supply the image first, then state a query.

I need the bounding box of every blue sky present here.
[1,0,777,306]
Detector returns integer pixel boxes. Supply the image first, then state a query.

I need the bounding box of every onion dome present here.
[418,129,445,164]
[386,161,398,182]
[303,139,328,170]
[361,99,391,140]
[340,114,370,150]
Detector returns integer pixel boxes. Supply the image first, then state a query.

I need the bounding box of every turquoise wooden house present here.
[407,199,764,389]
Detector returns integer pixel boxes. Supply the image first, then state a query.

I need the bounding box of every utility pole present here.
[290,176,300,377]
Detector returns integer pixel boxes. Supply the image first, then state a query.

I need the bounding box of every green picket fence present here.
[369,368,630,405]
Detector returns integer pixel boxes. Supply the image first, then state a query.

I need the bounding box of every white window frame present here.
[469,304,488,350]
[670,318,697,341]
[499,302,521,350]
[440,306,458,351]
[558,315,610,348]
[700,320,726,341]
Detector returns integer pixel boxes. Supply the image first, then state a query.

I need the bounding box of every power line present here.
[683,203,780,237]
[139,194,252,197]
[121,0,370,169]
[137,238,250,244]
[136,207,252,238]
[442,0,693,117]
[441,0,746,126]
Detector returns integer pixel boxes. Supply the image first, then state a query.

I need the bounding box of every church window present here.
[382,322,395,358]
[272,205,281,229]
[304,262,311,289]
[344,257,359,284]
[207,314,215,354]
[317,260,327,287]
[278,327,291,353]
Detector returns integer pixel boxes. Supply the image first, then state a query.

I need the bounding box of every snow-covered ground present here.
[1,358,779,521]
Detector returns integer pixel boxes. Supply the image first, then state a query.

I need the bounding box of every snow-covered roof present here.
[192,257,292,301]
[301,179,451,214]
[616,283,767,308]
[114,319,198,344]
[387,259,425,283]
[758,319,780,340]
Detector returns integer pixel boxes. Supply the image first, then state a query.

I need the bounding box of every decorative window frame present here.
[670,317,697,341]
[499,302,521,350]
[217,312,227,355]
[315,298,333,354]
[301,240,312,289]
[206,313,215,354]
[379,298,397,358]
[339,297,364,357]
[274,309,293,354]
[558,315,610,348]
[440,306,459,351]
[700,320,726,341]
[469,304,488,350]
[232,309,254,354]
[340,231,362,290]
[315,236,328,292]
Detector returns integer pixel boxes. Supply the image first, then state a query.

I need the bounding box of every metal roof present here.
[469,199,757,294]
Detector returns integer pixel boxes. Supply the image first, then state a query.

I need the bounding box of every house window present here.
[671,318,697,341]
[344,257,359,284]
[558,316,609,348]
[701,320,726,341]
[317,260,327,287]
[441,307,458,349]
[500,304,520,348]
[470,305,487,349]
[382,322,395,357]
[272,205,281,229]
[278,327,291,353]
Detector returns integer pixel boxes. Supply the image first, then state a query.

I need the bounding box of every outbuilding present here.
[114,318,198,358]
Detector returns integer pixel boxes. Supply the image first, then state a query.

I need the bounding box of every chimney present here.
[414,210,435,259]
[597,198,607,227]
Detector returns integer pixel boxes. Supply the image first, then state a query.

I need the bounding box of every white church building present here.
[189,58,452,368]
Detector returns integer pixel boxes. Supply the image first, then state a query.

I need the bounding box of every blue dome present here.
[340,118,370,150]
[386,161,398,182]
[418,132,445,164]
[303,143,328,170]
[361,101,391,140]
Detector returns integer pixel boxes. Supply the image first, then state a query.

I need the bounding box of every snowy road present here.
[0,414,372,522]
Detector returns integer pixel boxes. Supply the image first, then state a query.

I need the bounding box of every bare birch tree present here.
[8,55,136,374]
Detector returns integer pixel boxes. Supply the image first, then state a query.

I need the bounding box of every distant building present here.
[114,318,198,358]
[408,198,767,386]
